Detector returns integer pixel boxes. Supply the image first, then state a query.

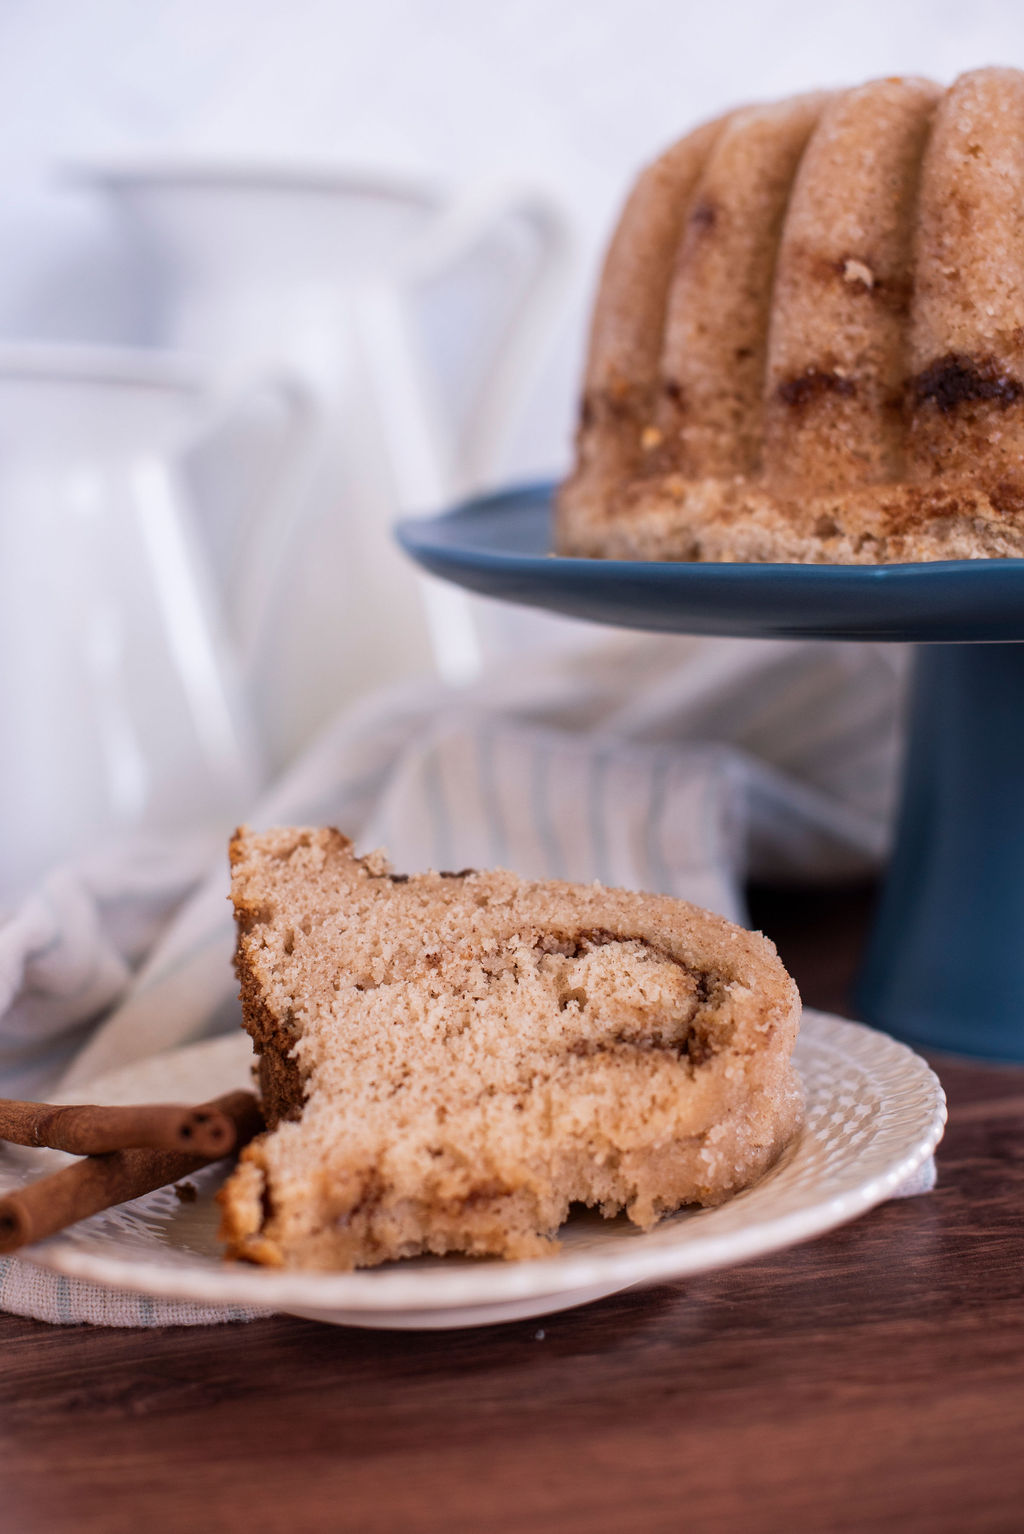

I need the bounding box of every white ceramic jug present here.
[71,159,572,768]
[0,344,309,901]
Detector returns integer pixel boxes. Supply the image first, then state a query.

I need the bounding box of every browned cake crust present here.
[219,827,802,1271]
[558,70,1024,564]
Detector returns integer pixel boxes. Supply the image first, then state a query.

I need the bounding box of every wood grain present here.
[2,883,1022,1534]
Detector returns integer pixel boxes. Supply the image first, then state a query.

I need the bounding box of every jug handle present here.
[206,370,325,680]
[395,181,575,496]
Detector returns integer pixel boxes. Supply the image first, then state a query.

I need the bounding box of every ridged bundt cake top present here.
[558,69,1024,563]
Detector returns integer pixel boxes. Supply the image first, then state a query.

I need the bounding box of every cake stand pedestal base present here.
[857,643,1024,1061]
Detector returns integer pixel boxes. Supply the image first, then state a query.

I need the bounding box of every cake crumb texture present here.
[219,827,802,1270]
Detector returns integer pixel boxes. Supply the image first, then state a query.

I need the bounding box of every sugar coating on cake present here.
[219,827,802,1271]
[558,69,1024,564]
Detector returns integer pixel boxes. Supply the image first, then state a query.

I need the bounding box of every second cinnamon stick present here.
[0,1095,251,1157]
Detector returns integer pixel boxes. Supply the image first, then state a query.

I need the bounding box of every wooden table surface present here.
[3,884,1023,1534]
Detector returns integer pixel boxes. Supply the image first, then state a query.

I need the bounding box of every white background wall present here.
[3,0,1024,480]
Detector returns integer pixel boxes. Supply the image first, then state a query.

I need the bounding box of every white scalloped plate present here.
[0,1011,945,1329]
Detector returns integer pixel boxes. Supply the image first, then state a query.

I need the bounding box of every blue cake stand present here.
[398,481,1024,1063]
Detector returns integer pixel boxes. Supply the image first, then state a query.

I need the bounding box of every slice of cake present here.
[219,827,802,1270]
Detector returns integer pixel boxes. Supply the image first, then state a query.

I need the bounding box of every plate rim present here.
[8,1011,947,1316]
[396,482,1024,644]
[397,479,1024,580]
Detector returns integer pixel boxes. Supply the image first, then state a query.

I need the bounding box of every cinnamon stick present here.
[0,1092,257,1157]
[0,1090,263,1254]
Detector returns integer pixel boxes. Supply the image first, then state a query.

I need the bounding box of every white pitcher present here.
[70,159,572,769]
[0,343,310,902]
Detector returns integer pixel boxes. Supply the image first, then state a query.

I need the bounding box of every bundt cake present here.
[219,827,801,1270]
[558,69,1024,563]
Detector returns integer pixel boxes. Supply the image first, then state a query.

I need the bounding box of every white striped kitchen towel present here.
[0,632,914,1325]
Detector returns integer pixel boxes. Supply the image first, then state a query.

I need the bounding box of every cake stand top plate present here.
[396,482,1024,643]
